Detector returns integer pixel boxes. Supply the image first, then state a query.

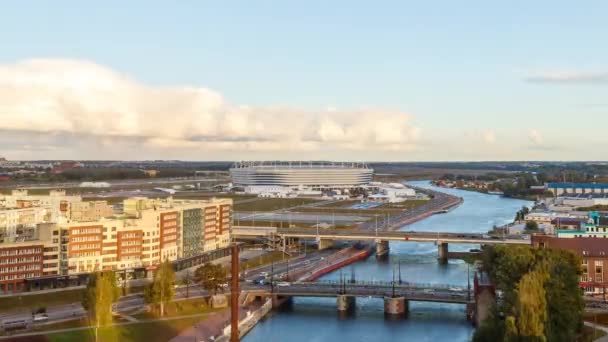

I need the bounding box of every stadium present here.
[229,161,374,190]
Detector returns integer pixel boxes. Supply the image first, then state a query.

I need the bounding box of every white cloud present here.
[0,59,420,159]
[525,70,608,84]
[482,130,496,144]
[529,129,543,145]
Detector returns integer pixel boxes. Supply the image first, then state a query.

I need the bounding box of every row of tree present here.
[82,261,227,341]
[474,245,584,342]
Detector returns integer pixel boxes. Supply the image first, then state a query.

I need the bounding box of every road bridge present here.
[246,279,487,322]
[232,226,530,262]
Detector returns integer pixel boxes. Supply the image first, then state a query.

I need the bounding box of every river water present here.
[244,181,531,342]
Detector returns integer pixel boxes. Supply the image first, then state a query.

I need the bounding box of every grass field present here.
[132,298,220,320]
[14,316,212,342]
[240,251,287,271]
[292,200,429,216]
[0,286,146,313]
[580,324,607,341]
[0,288,85,312]
[234,198,321,212]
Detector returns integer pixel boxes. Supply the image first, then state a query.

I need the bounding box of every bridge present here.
[245,278,493,325]
[232,226,530,262]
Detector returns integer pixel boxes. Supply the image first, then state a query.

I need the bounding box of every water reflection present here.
[244,181,531,342]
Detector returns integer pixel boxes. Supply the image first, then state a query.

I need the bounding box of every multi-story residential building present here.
[0,207,50,241]
[532,235,608,294]
[0,195,232,293]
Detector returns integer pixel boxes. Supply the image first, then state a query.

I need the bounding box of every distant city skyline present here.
[1,1,607,161]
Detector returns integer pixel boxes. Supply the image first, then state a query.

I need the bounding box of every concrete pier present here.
[437,242,448,264]
[376,240,390,257]
[337,295,356,312]
[318,238,334,250]
[271,295,292,309]
[384,297,408,317]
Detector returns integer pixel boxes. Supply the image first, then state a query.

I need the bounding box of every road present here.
[359,186,463,232]
[234,212,368,224]
[0,249,334,328]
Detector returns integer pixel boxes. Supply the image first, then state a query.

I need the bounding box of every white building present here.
[231,161,373,190]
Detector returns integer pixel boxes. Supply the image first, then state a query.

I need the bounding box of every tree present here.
[82,271,121,341]
[194,263,227,295]
[476,245,584,342]
[144,260,175,317]
[525,221,539,231]
[514,270,547,341]
[181,269,193,299]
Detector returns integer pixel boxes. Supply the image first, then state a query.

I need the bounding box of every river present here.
[244,181,532,342]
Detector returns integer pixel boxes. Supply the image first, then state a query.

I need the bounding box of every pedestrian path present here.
[585,321,608,342]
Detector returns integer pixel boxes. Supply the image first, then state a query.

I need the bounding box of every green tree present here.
[144,260,175,317]
[194,262,227,295]
[525,221,539,231]
[82,271,121,341]
[542,249,584,342]
[181,269,193,299]
[514,270,547,341]
[475,245,584,342]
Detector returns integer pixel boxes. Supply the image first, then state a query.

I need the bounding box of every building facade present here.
[0,195,232,293]
[230,161,374,190]
[532,235,608,294]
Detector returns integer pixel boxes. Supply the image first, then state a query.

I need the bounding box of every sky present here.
[0,1,607,161]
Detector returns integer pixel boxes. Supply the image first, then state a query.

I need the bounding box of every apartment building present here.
[0,195,232,293]
[532,235,608,294]
[0,206,49,241]
[1,189,113,223]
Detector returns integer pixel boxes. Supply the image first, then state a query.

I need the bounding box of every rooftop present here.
[231,161,371,169]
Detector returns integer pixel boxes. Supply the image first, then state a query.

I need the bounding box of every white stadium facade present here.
[229,161,374,191]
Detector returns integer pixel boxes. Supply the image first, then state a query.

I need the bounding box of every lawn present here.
[132,297,220,320]
[39,316,209,342]
[0,286,145,313]
[292,199,429,216]
[240,251,288,271]
[234,198,321,212]
[584,312,608,325]
[0,288,85,312]
[579,325,607,341]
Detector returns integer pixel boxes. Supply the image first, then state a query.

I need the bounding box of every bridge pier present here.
[271,295,292,309]
[318,238,334,250]
[437,242,448,264]
[384,297,408,318]
[337,295,356,313]
[376,240,390,257]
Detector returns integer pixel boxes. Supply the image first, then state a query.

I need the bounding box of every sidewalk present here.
[585,321,608,342]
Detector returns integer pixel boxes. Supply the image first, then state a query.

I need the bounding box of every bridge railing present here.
[297,280,468,291]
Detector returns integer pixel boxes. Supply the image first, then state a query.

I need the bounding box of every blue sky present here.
[0,1,607,161]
